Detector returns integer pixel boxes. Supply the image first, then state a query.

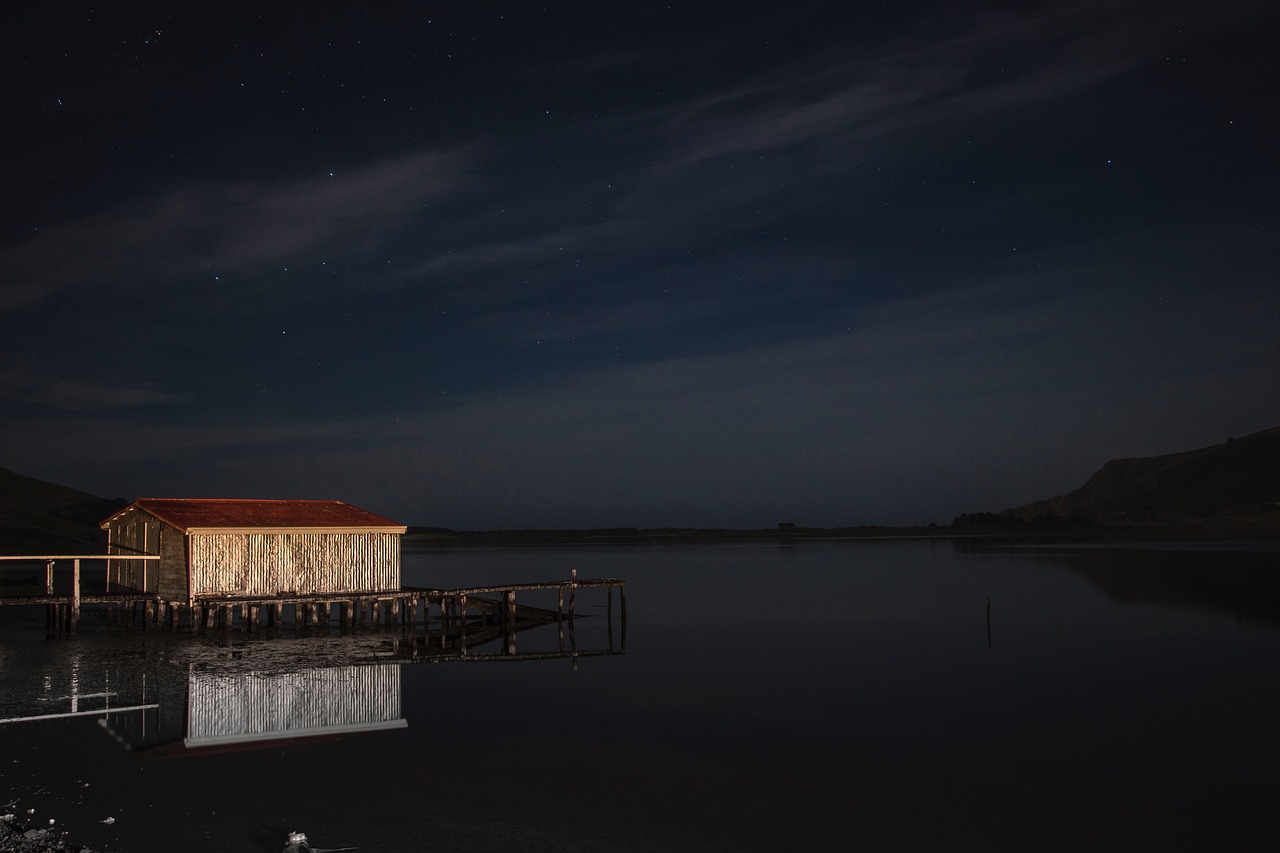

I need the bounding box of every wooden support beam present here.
[504,589,517,655]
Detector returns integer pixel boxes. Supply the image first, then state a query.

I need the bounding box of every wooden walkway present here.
[0,556,625,641]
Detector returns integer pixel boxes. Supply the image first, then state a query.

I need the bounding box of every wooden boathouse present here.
[2,497,625,638]
[101,498,407,605]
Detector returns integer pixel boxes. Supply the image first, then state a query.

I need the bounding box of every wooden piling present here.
[504,590,517,655]
[619,582,627,652]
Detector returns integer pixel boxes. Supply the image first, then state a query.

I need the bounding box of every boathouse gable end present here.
[102,505,188,598]
[99,499,406,601]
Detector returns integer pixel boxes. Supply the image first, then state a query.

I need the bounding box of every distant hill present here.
[1000,426,1280,529]
[0,467,125,553]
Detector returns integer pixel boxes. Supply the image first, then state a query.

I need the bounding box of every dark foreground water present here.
[2,538,1279,852]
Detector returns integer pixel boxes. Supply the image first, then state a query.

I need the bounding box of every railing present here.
[0,554,160,612]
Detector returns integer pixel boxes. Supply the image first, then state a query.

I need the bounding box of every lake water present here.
[2,538,1279,852]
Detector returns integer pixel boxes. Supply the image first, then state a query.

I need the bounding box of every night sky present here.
[3,1,1277,528]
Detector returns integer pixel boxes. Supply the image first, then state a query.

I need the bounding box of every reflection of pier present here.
[2,607,625,755]
[0,651,157,725]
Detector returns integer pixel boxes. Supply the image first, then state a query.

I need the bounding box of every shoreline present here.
[0,816,92,853]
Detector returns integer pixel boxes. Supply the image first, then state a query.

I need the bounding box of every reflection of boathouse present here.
[184,663,405,748]
[101,499,407,604]
[100,659,406,755]
[3,615,623,754]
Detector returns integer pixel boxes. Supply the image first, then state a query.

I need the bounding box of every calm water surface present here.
[2,538,1279,852]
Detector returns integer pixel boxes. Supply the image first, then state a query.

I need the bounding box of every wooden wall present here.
[105,507,187,598]
[188,531,401,597]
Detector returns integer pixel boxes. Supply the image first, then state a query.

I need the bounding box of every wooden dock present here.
[0,556,625,643]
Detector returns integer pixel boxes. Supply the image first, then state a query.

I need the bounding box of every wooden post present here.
[557,585,566,650]
[570,568,581,622]
[504,590,516,655]
[71,559,81,626]
[459,594,469,654]
[45,560,53,595]
[620,582,627,652]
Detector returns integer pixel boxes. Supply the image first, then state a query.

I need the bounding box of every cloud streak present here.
[1,147,476,314]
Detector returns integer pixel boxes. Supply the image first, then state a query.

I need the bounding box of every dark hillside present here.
[0,467,124,553]
[1003,426,1280,528]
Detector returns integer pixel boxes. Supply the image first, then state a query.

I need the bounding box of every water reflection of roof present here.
[114,719,408,760]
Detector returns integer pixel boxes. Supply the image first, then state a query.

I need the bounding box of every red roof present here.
[101,499,406,533]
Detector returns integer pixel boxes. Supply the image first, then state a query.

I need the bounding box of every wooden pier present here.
[0,554,160,637]
[0,556,625,643]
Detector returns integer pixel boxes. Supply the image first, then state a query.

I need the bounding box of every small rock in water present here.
[284,830,312,852]
[101,817,116,825]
